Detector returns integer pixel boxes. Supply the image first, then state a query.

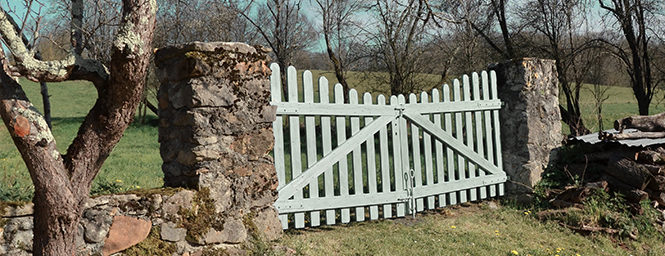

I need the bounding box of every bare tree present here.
[314,0,364,101]
[364,0,434,95]
[155,0,256,48]
[598,0,663,115]
[518,0,593,135]
[0,0,156,254]
[236,0,316,98]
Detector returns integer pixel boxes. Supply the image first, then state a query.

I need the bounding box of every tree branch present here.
[0,7,109,87]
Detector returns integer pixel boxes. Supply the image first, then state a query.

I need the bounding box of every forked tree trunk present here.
[0,0,156,254]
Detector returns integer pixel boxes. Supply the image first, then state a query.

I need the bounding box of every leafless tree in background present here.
[0,0,156,254]
[236,0,316,99]
[363,0,434,96]
[598,0,663,115]
[314,0,364,101]
[519,0,592,135]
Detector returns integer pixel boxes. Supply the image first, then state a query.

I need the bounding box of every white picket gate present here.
[270,64,506,229]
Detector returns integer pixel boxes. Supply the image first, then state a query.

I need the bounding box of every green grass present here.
[562,84,665,134]
[0,79,162,201]
[276,202,665,255]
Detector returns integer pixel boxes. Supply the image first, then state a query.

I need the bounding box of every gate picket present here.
[442,84,457,206]
[271,65,506,229]
[409,93,424,212]
[318,77,336,225]
[491,71,505,196]
[378,95,393,219]
[364,93,380,220]
[393,95,407,217]
[350,89,365,221]
[287,66,305,228]
[431,89,446,207]
[421,91,435,209]
[472,72,487,200]
[463,75,477,202]
[453,81,467,203]
[335,84,351,223]
[482,71,497,197]
[303,71,320,227]
[270,64,288,229]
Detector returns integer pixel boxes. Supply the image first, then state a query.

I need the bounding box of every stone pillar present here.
[490,58,563,197]
[155,42,281,243]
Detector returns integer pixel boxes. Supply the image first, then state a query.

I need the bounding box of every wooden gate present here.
[270,64,506,229]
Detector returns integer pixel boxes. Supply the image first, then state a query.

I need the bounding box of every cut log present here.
[645,189,665,206]
[602,131,665,140]
[647,175,665,192]
[614,112,665,132]
[625,189,649,203]
[605,157,654,190]
[635,150,665,165]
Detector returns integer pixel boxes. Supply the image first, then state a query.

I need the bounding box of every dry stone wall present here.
[0,42,282,255]
[490,58,563,197]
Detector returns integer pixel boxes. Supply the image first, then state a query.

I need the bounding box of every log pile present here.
[550,147,665,211]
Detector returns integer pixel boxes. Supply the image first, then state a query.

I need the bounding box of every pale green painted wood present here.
[393,95,407,217]
[270,65,506,229]
[491,71,505,196]
[273,100,501,116]
[335,84,351,223]
[349,89,365,222]
[401,113,503,176]
[364,92,380,220]
[287,66,305,228]
[421,91,435,209]
[413,173,506,199]
[303,70,320,227]
[431,89,446,207]
[409,93,424,212]
[270,64,289,229]
[453,81,468,203]
[463,75,478,202]
[482,71,497,197]
[378,95,393,219]
[443,84,457,206]
[318,77,336,225]
[276,190,408,214]
[473,72,488,200]
[276,114,394,199]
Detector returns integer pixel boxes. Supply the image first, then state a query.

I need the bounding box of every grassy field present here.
[276,202,665,255]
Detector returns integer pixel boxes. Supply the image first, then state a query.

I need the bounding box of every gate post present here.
[155,42,281,243]
[490,58,563,199]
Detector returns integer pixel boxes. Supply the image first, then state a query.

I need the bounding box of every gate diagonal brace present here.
[277,115,395,199]
[402,111,503,175]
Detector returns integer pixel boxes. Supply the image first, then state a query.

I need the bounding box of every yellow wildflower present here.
[115,179,123,183]
[511,250,519,255]
[450,225,457,229]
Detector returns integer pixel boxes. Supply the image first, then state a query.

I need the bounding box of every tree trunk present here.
[0,1,156,255]
[39,81,51,128]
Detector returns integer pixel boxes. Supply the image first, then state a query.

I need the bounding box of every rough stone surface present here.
[156,41,281,243]
[101,215,152,256]
[160,222,187,242]
[82,209,113,243]
[490,58,563,195]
